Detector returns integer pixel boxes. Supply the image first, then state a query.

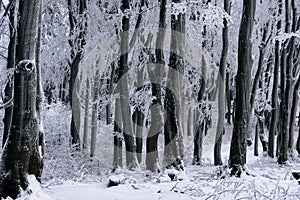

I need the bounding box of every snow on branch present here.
[0,97,13,109]
[273,30,300,43]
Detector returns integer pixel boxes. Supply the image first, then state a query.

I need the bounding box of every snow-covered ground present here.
[1,103,300,200]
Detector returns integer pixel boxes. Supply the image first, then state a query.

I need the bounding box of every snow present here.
[1,104,300,200]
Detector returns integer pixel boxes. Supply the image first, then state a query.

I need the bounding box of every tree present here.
[163,0,185,169]
[0,0,44,198]
[278,0,299,163]
[116,0,140,170]
[67,0,87,148]
[268,0,283,158]
[145,0,167,172]
[229,0,256,176]
[214,0,230,166]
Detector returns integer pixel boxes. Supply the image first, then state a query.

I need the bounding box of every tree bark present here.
[278,0,294,164]
[90,72,100,157]
[146,0,167,172]
[229,0,256,176]
[289,76,300,150]
[268,4,282,157]
[163,0,186,168]
[214,0,230,166]
[68,0,87,149]
[83,79,90,149]
[0,0,42,197]
[117,0,139,170]
[113,97,123,170]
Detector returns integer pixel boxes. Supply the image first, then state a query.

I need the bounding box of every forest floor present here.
[1,103,300,200]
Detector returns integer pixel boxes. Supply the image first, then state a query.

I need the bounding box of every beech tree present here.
[0,0,44,198]
[214,0,230,166]
[163,0,186,169]
[229,0,256,176]
[67,0,87,148]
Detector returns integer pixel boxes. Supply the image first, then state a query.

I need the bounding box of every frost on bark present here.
[229,0,256,176]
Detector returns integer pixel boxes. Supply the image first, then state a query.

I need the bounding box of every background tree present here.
[214,0,230,166]
[67,0,87,148]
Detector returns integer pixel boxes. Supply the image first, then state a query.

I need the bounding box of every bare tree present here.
[229,0,256,176]
[214,0,230,166]
[67,0,87,148]
[163,0,185,169]
[268,0,283,158]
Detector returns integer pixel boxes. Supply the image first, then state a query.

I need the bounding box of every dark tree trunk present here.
[268,0,283,158]
[225,72,232,124]
[193,59,206,165]
[106,63,116,125]
[116,0,139,170]
[146,0,166,172]
[229,0,256,176]
[68,0,87,149]
[134,75,144,164]
[214,0,230,166]
[163,0,185,168]
[278,0,294,164]
[287,0,300,152]
[0,0,42,198]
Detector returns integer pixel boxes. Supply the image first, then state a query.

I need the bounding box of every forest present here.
[0,0,299,199]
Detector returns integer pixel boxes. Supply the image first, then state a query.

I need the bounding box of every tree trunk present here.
[163,0,185,169]
[289,76,300,150]
[30,0,44,181]
[113,97,123,170]
[117,0,139,170]
[83,79,90,149]
[135,67,144,164]
[214,0,230,166]
[146,0,166,172]
[90,72,100,157]
[278,0,294,164]
[287,0,300,153]
[193,58,206,165]
[106,63,116,125]
[68,0,87,149]
[268,15,282,157]
[0,0,42,197]
[229,0,256,176]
